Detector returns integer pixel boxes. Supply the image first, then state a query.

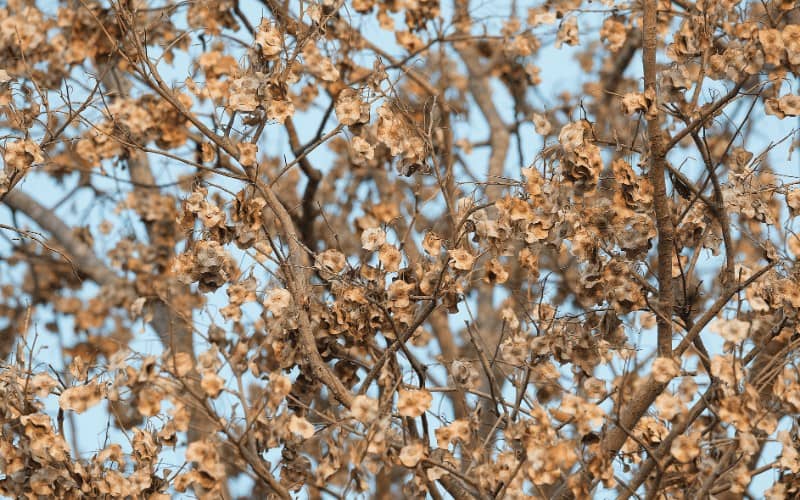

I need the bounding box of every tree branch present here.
[643,0,675,358]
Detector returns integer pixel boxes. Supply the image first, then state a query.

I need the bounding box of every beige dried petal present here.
[267,98,294,123]
[427,465,447,481]
[582,377,606,399]
[4,139,44,171]
[288,415,315,439]
[779,94,800,116]
[676,378,698,403]
[621,92,648,115]
[764,98,785,119]
[528,7,557,26]
[198,346,221,371]
[199,202,225,228]
[130,296,147,318]
[396,31,425,52]
[361,227,386,251]
[671,254,688,278]
[422,231,443,255]
[136,386,163,417]
[448,249,475,271]
[600,17,626,52]
[558,394,604,434]
[335,88,366,126]
[748,295,770,312]
[379,244,402,272]
[264,288,292,317]
[316,249,347,273]
[398,442,425,467]
[372,204,399,224]
[388,279,414,308]
[253,240,272,263]
[186,440,224,479]
[778,430,800,472]
[397,388,432,417]
[59,382,105,414]
[671,434,700,463]
[556,16,579,48]
[787,189,800,216]
[789,234,800,258]
[435,419,472,446]
[521,167,544,197]
[784,25,800,65]
[740,432,759,455]
[758,29,784,66]
[228,76,260,112]
[711,354,739,386]
[170,404,191,432]
[20,413,52,431]
[500,334,529,366]
[201,142,215,163]
[351,394,379,423]
[652,357,680,383]
[351,135,374,160]
[531,113,552,135]
[268,372,292,409]
[305,3,323,22]
[317,58,340,82]
[710,318,750,343]
[526,63,542,85]
[227,277,257,305]
[558,121,587,152]
[255,20,283,58]
[237,143,258,167]
[31,373,58,398]
[484,258,509,284]
[201,370,225,398]
[655,392,684,420]
[507,34,537,57]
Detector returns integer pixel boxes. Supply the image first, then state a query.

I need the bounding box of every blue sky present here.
[2,0,800,498]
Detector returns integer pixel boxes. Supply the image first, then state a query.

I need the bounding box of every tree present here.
[1,0,800,497]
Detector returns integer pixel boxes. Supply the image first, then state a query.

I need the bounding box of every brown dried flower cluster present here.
[1,0,800,498]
